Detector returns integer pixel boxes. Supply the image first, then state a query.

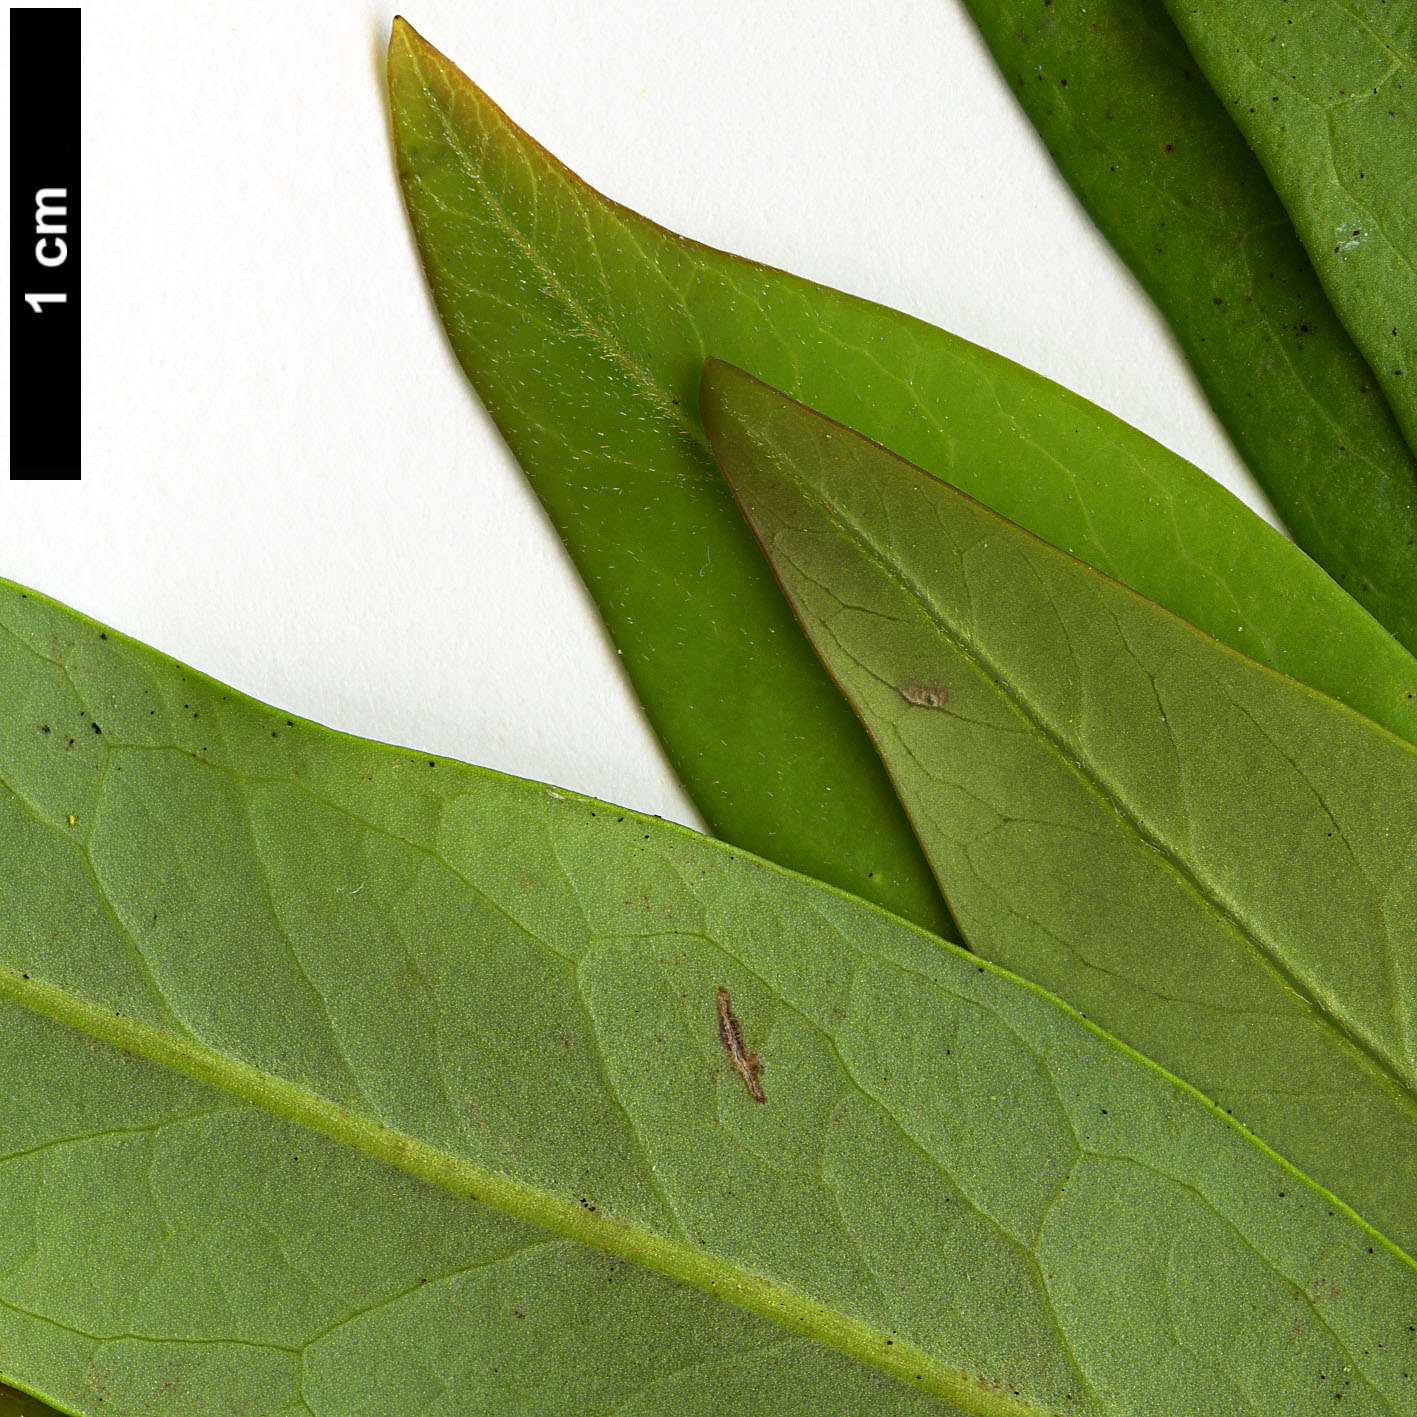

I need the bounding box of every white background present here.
[1,1,1277,830]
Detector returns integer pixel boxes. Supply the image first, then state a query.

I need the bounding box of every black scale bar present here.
[10,7,81,480]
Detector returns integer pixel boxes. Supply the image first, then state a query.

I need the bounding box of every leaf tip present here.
[387,14,444,94]
[387,13,415,63]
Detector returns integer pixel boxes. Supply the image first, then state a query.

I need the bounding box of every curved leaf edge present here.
[957,0,1417,651]
[3,575,1414,1417]
[385,16,958,941]
[698,356,1417,1135]
[387,17,1417,813]
[698,356,1417,773]
[0,1384,61,1417]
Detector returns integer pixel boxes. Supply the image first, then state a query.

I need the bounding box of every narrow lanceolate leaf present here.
[961,0,1417,650]
[390,23,948,940]
[4,581,1415,1417]
[387,21,1417,936]
[701,360,1417,1258]
[1160,0,1417,455]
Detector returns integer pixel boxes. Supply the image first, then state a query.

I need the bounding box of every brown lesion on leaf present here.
[715,985,766,1103]
[899,681,949,708]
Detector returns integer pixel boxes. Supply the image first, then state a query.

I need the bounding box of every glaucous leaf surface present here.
[4,580,1414,1416]
[700,359,1417,1257]
[387,21,1417,936]
[961,0,1417,650]
[1160,0,1417,454]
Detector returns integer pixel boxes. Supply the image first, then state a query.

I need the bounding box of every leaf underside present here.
[700,359,1417,1259]
[960,0,1417,650]
[2,579,1413,1416]
[1161,0,1417,457]
[387,19,1417,944]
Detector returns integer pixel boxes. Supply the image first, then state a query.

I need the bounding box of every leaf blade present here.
[386,20,951,937]
[1,997,946,1417]
[3,578,1414,1415]
[1160,0,1417,456]
[700,359,1417,1255]
[387,19,1417,935]
[959,0,1417,649]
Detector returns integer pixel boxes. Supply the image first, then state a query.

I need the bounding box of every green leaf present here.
[386,19,1417,936]
[959,0,1417,651]
[4,578,1414,1416]
[700,359,1417,1257]
[1159,0,1417,457]
[387,22,950,940]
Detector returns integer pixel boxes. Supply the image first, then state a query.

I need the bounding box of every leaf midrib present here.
[766,453,1416,1117]
[0,961,1055,1417]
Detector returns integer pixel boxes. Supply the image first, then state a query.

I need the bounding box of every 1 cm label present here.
[25,188,70,313]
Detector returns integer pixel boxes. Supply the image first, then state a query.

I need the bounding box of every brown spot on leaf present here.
[900,682,949,709]
[715,986,766,1102]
